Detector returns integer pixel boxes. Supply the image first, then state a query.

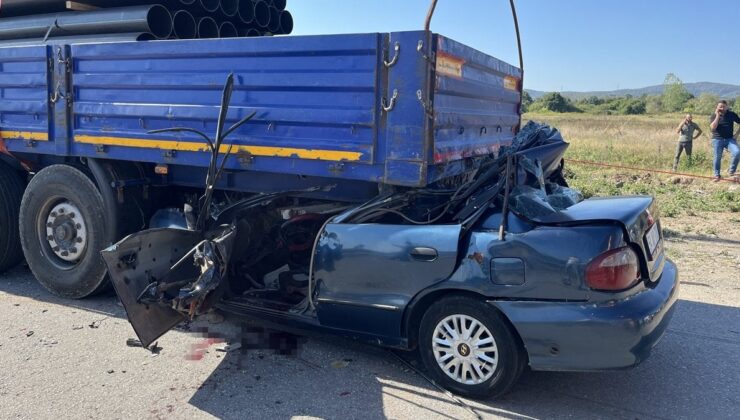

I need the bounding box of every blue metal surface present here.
[492,260,679,371]
[314,223,462,338]
[68,33,383,185]
[535,195,664,281]
[432,35,521,165]
[417,223,626,303]
[1,32,521,191]
[0,45,52,154]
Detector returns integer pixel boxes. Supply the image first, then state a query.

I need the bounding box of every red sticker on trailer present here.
[436,52,465,79]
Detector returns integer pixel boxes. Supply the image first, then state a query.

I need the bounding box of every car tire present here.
[0,160,26,273]
[418,296,525,399]
[19,165,111,298]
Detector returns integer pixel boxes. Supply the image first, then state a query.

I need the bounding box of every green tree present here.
[662,73,693,112]
[581,96,604,106]
[645,95,663,114]
[521,90,533,112]
[537,92,579,112]
[693,93,720,115]
[618,98,647,115]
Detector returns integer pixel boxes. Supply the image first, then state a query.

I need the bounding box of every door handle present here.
[410,247,438,262]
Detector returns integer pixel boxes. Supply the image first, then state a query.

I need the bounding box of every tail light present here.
[585,247,641,291]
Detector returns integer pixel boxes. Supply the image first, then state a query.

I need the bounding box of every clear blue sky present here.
[290,0,740,92]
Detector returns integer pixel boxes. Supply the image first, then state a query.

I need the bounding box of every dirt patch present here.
[661,212,740,307]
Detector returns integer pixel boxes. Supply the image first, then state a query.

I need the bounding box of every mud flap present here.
[101,226,235,347]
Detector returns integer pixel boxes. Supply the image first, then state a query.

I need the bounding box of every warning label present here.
[436,52,465,79]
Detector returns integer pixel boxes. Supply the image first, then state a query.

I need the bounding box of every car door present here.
[102,228,206,348]
[313,223,462,339]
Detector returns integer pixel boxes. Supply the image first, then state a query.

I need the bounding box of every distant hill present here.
[527,82,740,100]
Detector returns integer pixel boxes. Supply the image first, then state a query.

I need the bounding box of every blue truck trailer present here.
[0,31,521,191]
[0,5,678,399]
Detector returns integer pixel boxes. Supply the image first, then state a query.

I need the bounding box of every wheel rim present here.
[38,198,88,268]
[432,314,499,385]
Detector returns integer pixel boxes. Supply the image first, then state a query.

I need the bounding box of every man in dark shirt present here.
[709,100,740,181]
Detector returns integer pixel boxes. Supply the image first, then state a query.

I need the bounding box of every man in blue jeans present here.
[709,100,740,182]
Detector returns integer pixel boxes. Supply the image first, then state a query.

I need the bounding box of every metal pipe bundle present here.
[197,16,218,38]
[0,32,155,47]
[172,10,197,39]
[253,1,271,27]
[0,1,188,16]
[0,0,294,46]
[0,5,173,40]
[220,0,239,17]
[198,0,220,13]
[219,21,238,38]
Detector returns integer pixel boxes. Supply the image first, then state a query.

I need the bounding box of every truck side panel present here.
[429,35,521,177]
[0,46,52,155]
[1,32,522,191]
[69,34,382,180]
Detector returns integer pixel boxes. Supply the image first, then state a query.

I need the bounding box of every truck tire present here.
[418,296,525,399]
[19,165,111,298]
[0,160,25,272]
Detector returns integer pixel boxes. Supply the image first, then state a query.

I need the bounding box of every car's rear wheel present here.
[418,296,525,399]
[0,160,26,272]
[19,165,111,298]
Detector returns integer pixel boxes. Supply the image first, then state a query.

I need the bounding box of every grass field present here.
[524,113,740,217]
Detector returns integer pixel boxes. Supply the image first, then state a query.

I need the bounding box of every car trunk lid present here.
[532,196,665,282]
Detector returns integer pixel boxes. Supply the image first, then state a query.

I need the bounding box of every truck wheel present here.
[418,296,525,399]
[19,165,110,298]
[0,160,25,272]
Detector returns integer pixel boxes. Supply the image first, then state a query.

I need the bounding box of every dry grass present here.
[523,113,740,217]
[524,113,722,175]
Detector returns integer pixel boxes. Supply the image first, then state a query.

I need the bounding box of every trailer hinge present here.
[110,178,151,189]
[52,46,74,107]
[416,90,433,117]
[417,40,435,63]
[237,153,254,167]
[110,178,151,203]
[329,162,346,173]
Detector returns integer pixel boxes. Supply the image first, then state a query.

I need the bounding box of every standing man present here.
[673,113,702,171]
[709,100,740,182]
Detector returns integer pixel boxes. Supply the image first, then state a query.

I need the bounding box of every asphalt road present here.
[1,256,738,419]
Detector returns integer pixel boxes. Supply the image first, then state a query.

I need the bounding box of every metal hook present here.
[56,46,67,64]
[49,82,63,104]
[384,42,400,68]
[416,89,432,115]
[382,89,399,112]
[417,40,433,62]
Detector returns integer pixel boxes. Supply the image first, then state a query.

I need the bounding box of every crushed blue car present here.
[101,119,678,400]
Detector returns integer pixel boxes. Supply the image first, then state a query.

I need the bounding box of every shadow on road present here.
[2,265,738,419]
[0,264,125,319]
[664,229,740,246]
[183,299,739,419]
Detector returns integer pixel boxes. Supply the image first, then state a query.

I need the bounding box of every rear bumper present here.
[491,259,679,371]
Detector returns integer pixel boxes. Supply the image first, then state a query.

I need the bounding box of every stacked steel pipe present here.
[0,0,293,46]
